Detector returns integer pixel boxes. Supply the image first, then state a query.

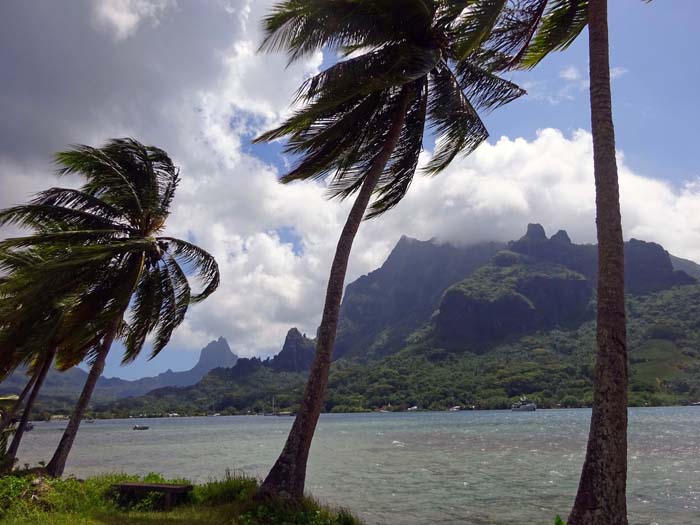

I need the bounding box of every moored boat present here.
[511,400,536,412]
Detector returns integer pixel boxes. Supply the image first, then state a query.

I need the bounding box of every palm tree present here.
[0,395,19,463]
[254,0,524,500]
[473,0,636,522]
[0,139,220,477]
[0,374,35,438]
[0,249,99,473]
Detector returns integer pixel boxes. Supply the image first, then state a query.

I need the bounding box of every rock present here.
[269,328,315,372]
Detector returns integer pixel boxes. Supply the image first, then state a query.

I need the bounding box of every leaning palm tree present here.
[0,139,219,477]
[0,395,19,463]
[254,0,524,500]
[0,250,115,473]
[473,0,639,522]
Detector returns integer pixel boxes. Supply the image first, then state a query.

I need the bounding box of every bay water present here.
[17,407,700,524]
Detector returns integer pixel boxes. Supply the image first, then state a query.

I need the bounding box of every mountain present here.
[335,237,504,359]
[0,337,238,407]
[157,337,238,386]
[509,223,695,293]
[267,328,315,373]
[435,250,594,350]
[103,225,700,416]
[108,328,314,416]
[670,254,700,280]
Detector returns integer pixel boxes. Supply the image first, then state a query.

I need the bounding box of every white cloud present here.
[528,65,630,104]
[610,66,630,80]
[560,65,581,81]
[0,2,695,373]
[92,0,177,40]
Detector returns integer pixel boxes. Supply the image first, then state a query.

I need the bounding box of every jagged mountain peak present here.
[551,230,572,244]
[522,223,547,241]
[271,328,315,372]
[197,337,237,369]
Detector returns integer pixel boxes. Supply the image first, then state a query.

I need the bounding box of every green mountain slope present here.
[102,284,700,416]
[100,226,700,416]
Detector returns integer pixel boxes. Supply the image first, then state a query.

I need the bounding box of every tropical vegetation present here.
[102,283,700,418]
[0,139,220,476]
[0,1,675,524]
[0,471,360,525]
[478,1,629,521]
[253,0,525,500]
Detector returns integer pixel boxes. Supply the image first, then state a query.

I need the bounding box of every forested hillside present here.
[100,225,700,417]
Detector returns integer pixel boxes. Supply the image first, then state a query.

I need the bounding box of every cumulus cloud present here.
[0,2,696,375]
[362,129,700,263]
[559,65,581,81]
[92,0,177,40]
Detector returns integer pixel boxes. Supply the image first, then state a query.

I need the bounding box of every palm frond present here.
[423,61,488,174]
[259,0,435,63]
[158,238,219,303]
[367,79,429,218]
[454,58,526,110]
[450,0,508,60]
[0,204,126,233]
[123,265,163,363]
[149,258,188,359]
[519,0,588,68]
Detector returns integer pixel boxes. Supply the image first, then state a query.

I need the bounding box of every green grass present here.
[0,471,362,525]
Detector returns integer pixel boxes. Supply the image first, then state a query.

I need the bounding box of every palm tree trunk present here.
[0,372,37,435]
[257,85,413,501]
[569,1,628,523]
[45,316,121,478]
[2,349,56,473]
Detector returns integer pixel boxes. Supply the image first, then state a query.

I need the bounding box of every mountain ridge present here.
[0,337,238,403]
[101,224,700,416]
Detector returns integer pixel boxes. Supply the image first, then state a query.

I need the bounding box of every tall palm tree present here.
[473,0,639,522]
[0,248,102,473]
[0,139,220,477]
[254,0,525,500]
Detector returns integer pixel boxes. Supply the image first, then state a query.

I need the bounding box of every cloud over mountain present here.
[1,1,698,371]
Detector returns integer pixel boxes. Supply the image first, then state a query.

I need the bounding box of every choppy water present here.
[16,407,700,524]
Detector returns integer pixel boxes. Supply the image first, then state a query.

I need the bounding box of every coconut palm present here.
[0,395,19,462]
[0,267,111,473]
[0,248,102,473]
[472,0,637,522]
[0,138,219,477]
[254,0,525,500]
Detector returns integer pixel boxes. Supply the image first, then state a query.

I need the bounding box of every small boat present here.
[449,406,461,412]
[511,399,537,412]
[133,425,150,430]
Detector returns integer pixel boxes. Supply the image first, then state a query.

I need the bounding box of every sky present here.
[1,0,699,380]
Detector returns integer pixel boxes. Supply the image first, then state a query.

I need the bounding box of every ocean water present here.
[17,407,700,524]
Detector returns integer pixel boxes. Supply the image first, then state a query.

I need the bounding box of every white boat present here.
[133,425,150,430]
[511,400,537,412]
